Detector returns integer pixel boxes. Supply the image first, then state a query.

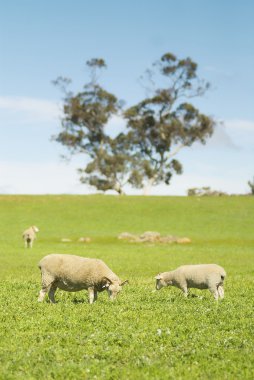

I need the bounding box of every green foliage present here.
[124,53,215,189]
[56,84,119,153]
[53,59,132,194]
[187,187,227,197]
[86,58,107,69]
[54,59,141,195]
[0,195,254,379]
[79,133,137,194]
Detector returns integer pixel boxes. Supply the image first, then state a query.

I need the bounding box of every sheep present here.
[38,254,128,304]
[155,264,226,300]
[22,226,39,248]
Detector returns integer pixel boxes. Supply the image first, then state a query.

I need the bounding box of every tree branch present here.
[168,143,185,158]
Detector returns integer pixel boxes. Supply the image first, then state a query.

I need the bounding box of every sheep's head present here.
[103,277,129,300]
[155,274,169,290]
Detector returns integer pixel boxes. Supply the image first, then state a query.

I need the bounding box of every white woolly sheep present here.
[22,226,39,248]
[38,254,128,304]
[155,264,226,300]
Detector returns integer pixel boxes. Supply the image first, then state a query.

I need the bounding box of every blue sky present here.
[0,0,253,195]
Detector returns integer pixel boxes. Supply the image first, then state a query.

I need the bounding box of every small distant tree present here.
[124,52,216,194]
[187,187,226,196]
[247,177,254,195]
[53,59,132,194]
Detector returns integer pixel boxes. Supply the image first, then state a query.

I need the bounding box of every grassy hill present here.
[0,195,253,379]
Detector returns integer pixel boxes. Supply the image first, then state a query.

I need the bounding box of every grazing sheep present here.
[155,264,226,300]
[22,226,39,248]
[38,254,128,304]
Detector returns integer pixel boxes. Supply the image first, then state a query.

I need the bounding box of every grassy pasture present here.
[0,195,253,379]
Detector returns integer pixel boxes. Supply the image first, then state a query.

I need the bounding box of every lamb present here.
[155,264,226,300]
[22,226,39,248]
[38,254,128,304]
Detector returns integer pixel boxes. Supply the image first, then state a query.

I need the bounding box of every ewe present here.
[22,226,39,248]
[155,264,226,300]
[38,254,128,304]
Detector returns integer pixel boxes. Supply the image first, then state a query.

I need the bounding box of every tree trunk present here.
[113,183,125,195]
[142,177,156,196]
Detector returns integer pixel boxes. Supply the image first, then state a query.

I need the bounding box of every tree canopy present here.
[53,59,136,194]
[124,53,215,193]
[53,53,216,194]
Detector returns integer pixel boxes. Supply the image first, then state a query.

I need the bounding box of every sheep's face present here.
[155,274,167,290]
[103,279,129,301]
[107,282,122,301]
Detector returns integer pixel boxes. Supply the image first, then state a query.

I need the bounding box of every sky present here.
[0,0,253,195]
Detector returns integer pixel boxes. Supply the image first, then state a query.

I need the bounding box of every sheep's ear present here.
[103,277,112,285]
[155,274,162,280]
[120,280,129,286]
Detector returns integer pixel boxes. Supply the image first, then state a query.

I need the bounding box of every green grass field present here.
[0,195,253,379]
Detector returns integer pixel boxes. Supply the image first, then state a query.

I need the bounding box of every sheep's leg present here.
[48,284,57,304]
[88,287,95,304]
[209,287,219,300]
[181,286,188,298]
[38,288,47,302]
[94,290,98,302]
[38,284,56,303]
[218,285,224,299]
[38,272,55,302]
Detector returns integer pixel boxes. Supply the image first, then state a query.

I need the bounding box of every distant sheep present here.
[22,226,39,248]
[155,264,226,300]
[38,254,128,304]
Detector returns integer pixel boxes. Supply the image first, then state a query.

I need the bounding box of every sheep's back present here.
[176,264,226,287]
[23,228,35,238]
[39,254,114,285]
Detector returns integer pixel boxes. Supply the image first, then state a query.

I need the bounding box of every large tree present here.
[54,53,216,195]
[124,53,215,194]
[53,59,134,194]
